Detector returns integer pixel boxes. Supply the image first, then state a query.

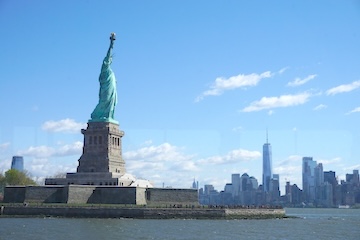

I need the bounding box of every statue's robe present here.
[90,43,117,123]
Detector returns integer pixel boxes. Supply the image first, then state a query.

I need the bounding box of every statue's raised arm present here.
[106,32,116,59]
[89,33,118,124]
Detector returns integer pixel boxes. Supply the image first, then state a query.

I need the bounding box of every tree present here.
[0,172,5,194]
[0,173,4,184]
[4,169,36,186]
[52,172,67,178]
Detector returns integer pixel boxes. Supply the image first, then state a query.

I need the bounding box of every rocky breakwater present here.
[1,205,285,219]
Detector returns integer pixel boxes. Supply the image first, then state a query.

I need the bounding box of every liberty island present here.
[2,33,284,219]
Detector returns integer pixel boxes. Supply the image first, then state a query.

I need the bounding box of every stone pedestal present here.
[45,121,131,186]
[77,122,125,174]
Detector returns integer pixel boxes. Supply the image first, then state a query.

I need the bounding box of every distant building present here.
[285,181,291,196]
[353,170,360,185]
[249,176,259,190]
[231,174,240,197]
[346,170,360,185]
[198,157,359,207]
[204,184,215,195]
[290,184,304,205]
[314,163,324,187]
[262,132,272,192]
[324,171,337,206]
[191,178,199,189]
[314,163,324,202]
[272,174,279,181]
[269,174,280,202]
[324,171,337,186]
[224,183,233,194]
[199,184,219,205]
[318,182,333,207]
[302,157,336,206]
[11,156,24,172]
[302,157,317,203]
[222,184,234,205]
[284,181,304,206]
[240,173,250,191]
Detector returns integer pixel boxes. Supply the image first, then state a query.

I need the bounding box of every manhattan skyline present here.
[0,1,359,193]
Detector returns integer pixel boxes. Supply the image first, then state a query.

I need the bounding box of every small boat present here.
[338,205,350,209]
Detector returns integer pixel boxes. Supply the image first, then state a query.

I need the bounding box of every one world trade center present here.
[262,132,272,192]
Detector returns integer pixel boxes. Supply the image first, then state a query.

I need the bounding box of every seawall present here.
[0,205,285,219]
[3,186,198,207]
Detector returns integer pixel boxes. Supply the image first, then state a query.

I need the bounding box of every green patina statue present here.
[90,33,118,124]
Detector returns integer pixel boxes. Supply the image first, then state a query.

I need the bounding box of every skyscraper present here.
[346,170,360,185]
[11,156,24,172]
[191,178,199,189]
[231,174,240,197]
[302,157,317,203]
[324,171,337,186]
[262,132,272,192]
[314,163,324,187]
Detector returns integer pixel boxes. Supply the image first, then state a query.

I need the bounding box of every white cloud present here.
[195,71,272,102]
[124,142,199,186]
[342,164,360,172]
[19,146,54,158]
[5,141,81,183]
[313,104,327,111]
[28,158,77,183]
[274,165,301,177]
[17,141,83,158]
[317,157,342,165]
[143,140,153,146]
[124,143,261,188]
[268,110,274,115]
[0,154,78,184]
[276,155,302,166]
[274,155,303,189]
[0,159,11,173]
[242,92,311,112]
[347,107,360,114]
[278,67,289,74]
[56,142,83,156]
[3,140,264,189]
[198,149,261,165]
[0,142,10,152]
[171,160,199,171]
[287,74,317,87]
[202,176,229,191]
[127,161,167,173]
[326,80,360,96]
[274,164,302,189]
[124,143,192,162]
[5,141,197,188]
[42,118,86,133]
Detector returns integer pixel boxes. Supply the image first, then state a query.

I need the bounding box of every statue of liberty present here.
[90,33,118,124]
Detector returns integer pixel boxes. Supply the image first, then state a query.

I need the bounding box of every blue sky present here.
[1,0,359,193]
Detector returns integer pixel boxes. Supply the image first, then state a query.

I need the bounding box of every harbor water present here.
[0,208,359,240]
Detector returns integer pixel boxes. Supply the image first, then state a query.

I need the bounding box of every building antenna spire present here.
[266,128,268,144]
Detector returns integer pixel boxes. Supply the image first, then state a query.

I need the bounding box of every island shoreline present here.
[0,205,286,219]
